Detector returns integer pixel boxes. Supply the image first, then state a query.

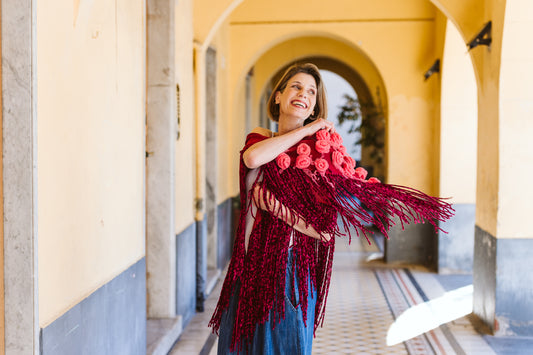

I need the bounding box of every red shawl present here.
[209,131,454,352]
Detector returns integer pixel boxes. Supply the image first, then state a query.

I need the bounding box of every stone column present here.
[146,0,176,318]
[2,0,39,353]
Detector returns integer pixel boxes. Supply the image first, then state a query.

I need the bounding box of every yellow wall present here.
[471,0,505,237]
[37,0,146,326]
[498,0,533,238]
[440,19,477,204]
[227,0,441,194]
[175,0,196,233]
[193,0,242,44]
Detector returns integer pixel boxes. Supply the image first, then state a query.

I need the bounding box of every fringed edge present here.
[334,177,455,239]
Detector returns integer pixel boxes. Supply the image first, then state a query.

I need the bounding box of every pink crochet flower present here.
[276,153,291,170]
[330,132,343,147]
[332,151,344,167]
[314,158,329,173]
[354,167,368,180]
[337,145,347,154]
[344,156,356,169]
[316,129,331,141]
[295,155,312,169]
[342,166,355,178]
[367,177,381,183]
[297,143,311,156]
[315,140,331,154]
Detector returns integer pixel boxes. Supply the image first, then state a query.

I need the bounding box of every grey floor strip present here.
[199,332,217,355]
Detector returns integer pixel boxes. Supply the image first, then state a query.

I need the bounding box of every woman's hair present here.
[267,63,328,122]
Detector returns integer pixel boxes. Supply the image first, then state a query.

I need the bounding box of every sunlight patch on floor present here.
[387,285,473,346]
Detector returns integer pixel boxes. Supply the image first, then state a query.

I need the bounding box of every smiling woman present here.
[210,63,336,355]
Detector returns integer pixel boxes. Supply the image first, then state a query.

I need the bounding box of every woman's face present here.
[275,73,317,121]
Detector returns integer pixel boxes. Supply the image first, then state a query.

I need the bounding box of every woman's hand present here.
[304,118,335,137]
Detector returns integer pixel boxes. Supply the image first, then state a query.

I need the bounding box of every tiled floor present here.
[169,235,531,354]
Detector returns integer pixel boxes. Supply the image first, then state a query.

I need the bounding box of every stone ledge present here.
[147,317,183,355]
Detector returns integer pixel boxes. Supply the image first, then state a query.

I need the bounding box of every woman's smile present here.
[291,99,308,109]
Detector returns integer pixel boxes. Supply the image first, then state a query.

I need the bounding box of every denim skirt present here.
[217,249,317,355]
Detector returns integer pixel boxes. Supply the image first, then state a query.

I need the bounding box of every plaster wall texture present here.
[469,0,505,236]
[440,19,477,204]
[36,0,146,326]
[498,0,533,239]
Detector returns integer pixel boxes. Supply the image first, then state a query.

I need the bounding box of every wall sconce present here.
[468,21,492,50]
[424,59,440,81]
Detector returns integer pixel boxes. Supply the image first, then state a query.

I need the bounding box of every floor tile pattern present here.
[312,251,408,354]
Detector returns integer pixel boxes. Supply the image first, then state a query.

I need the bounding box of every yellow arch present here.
[193,0,243,48]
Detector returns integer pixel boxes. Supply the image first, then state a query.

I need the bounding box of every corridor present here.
[170,232,532,355]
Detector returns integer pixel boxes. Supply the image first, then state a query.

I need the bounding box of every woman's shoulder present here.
[250,127,273,138]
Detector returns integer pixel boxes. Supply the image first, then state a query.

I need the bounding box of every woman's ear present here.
[275,91,281,104]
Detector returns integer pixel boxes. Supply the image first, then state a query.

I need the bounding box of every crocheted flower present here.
[338,145,347,154]
[332,151,344,167]
[316,129,331,141]
[315,158,329,173]
[354,167,368,180]
[315,139,331,154]
[276,153,291,170]
[343,155,356,169]
[297,143,311,156]
[330,132,343,147]
[295,155,312,169]
[367,177,381,183]
[342,166,355,178]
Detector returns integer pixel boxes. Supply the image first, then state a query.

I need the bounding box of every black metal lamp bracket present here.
[468,21,492,50]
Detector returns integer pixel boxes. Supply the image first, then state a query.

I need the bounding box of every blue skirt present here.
[217,249,317,355]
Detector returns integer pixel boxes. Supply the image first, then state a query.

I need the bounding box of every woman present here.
[209,63,453,354]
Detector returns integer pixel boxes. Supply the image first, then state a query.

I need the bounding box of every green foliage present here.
[336,89,385,165]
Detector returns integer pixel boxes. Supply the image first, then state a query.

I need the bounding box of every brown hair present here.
[267,63,328,122]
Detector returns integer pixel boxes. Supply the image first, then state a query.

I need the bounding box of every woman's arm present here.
[243,119,334,169]
[252,184,331,242]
